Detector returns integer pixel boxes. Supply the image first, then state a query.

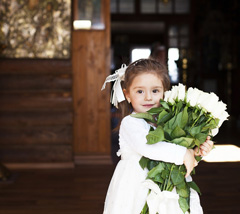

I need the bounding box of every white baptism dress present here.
[103,115,203,214]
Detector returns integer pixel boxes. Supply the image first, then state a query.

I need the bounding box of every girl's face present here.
[124,72,164,113]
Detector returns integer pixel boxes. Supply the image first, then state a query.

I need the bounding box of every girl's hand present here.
[194,136,214,157]
[184,149,198,178]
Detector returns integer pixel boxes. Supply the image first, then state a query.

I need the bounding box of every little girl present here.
[102,59,213,214]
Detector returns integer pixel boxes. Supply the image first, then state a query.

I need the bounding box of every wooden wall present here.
[72,0,111,164]
[0,59,74,167]
[0,0,111,167]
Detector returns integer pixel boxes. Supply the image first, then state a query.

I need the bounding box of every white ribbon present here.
[142,179,183,214]
[101,64,127,108]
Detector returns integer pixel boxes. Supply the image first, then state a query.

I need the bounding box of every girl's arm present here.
[120,116,187,165]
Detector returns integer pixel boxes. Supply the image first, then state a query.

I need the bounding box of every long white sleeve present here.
[119,115,187,165]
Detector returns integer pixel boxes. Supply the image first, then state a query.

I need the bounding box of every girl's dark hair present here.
[116,58,170,127]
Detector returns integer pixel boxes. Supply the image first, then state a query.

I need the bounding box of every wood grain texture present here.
[72,0,111,158]
[0,162,239,214]
[0,0,111,165]
[0,59,73,163]
[0,145,73,163]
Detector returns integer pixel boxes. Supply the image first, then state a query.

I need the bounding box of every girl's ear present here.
[123,89,131,103]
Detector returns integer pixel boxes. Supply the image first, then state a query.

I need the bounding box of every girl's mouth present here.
[143,104,154,107]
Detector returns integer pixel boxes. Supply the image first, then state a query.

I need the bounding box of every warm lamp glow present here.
[73,20,91,30]
[203,144,240,162]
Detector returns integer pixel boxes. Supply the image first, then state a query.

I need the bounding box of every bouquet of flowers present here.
[132,83,229,214]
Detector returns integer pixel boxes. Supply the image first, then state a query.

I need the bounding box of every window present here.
[168,25,189,48]
[131,48,151,62]
[111,0,134,13]
[168,48,179,83]
[111,0,190,14]
[141,0,156,13]
[140,0,189,14]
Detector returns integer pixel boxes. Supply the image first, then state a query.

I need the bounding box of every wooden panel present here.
[72,0,111,158]
[0,59,72,74]
[0,92,72,111]
[0,145,73,163]
[0,73,72,91]
[72,31,111,155]
[0,111,72,126]
[0,126,72,145]
[0,59,73,164]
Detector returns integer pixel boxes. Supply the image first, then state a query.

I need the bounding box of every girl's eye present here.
[153,89,159,93]
[137,90,144,94]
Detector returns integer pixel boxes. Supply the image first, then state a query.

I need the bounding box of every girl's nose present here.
[145,92,152,101]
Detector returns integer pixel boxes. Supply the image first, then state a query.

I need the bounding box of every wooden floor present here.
[0,161,239,214]
[0,119,239,214]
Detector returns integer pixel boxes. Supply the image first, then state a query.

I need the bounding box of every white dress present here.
[103,115,203,214]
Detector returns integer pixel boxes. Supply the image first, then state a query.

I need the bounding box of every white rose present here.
[186,87,201,107]
[176,83,186,101]
[164,91,171,102]
[211,101,227,119]
[211,128,219,136]
[218,111,229,127]
[197,91,211,109]
[199,92,219,113]
[164,86,178,104]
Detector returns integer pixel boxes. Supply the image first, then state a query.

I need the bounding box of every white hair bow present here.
[101,64,127,108]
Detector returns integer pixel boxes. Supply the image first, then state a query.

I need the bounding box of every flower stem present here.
[191,109,203,128]
[164,164,174,190]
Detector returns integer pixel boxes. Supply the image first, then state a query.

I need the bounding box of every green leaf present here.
[195,156,202,162]
[147,162,165,179]
[161,169,170,179]
[147,107,163,114]
[158,112,173,125]
[178,196,190,213]
[178,106,188,128]
[171,168,185,185]
[171,126,186,139]
[195,133,208,144]
[164,130,172,141]
[147,160,159,171]
[202,118,219,131]
[167,115,178,130]
[146,126,165,144]
[157,110,168,124]
[154,173,164,183]
[176,183,190,198]
[165,163,173,170]
[131,112,155,123]
[140,202,149,214]
[192,111,198,121]
[160,100,170,110]
[172,137,194,147]
[139,156,149,169]
[193,138,201,148]
[187,181,202,195]
[176,180,186,189]
[175,100,183,115]
[189,125,202,137]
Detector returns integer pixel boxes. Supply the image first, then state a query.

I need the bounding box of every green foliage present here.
[146,126,165,144]
[131,112,155,123]
[187,181,202,195]
[147,162,165,179]
[139,156,150,170]
[179,196,190,213]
